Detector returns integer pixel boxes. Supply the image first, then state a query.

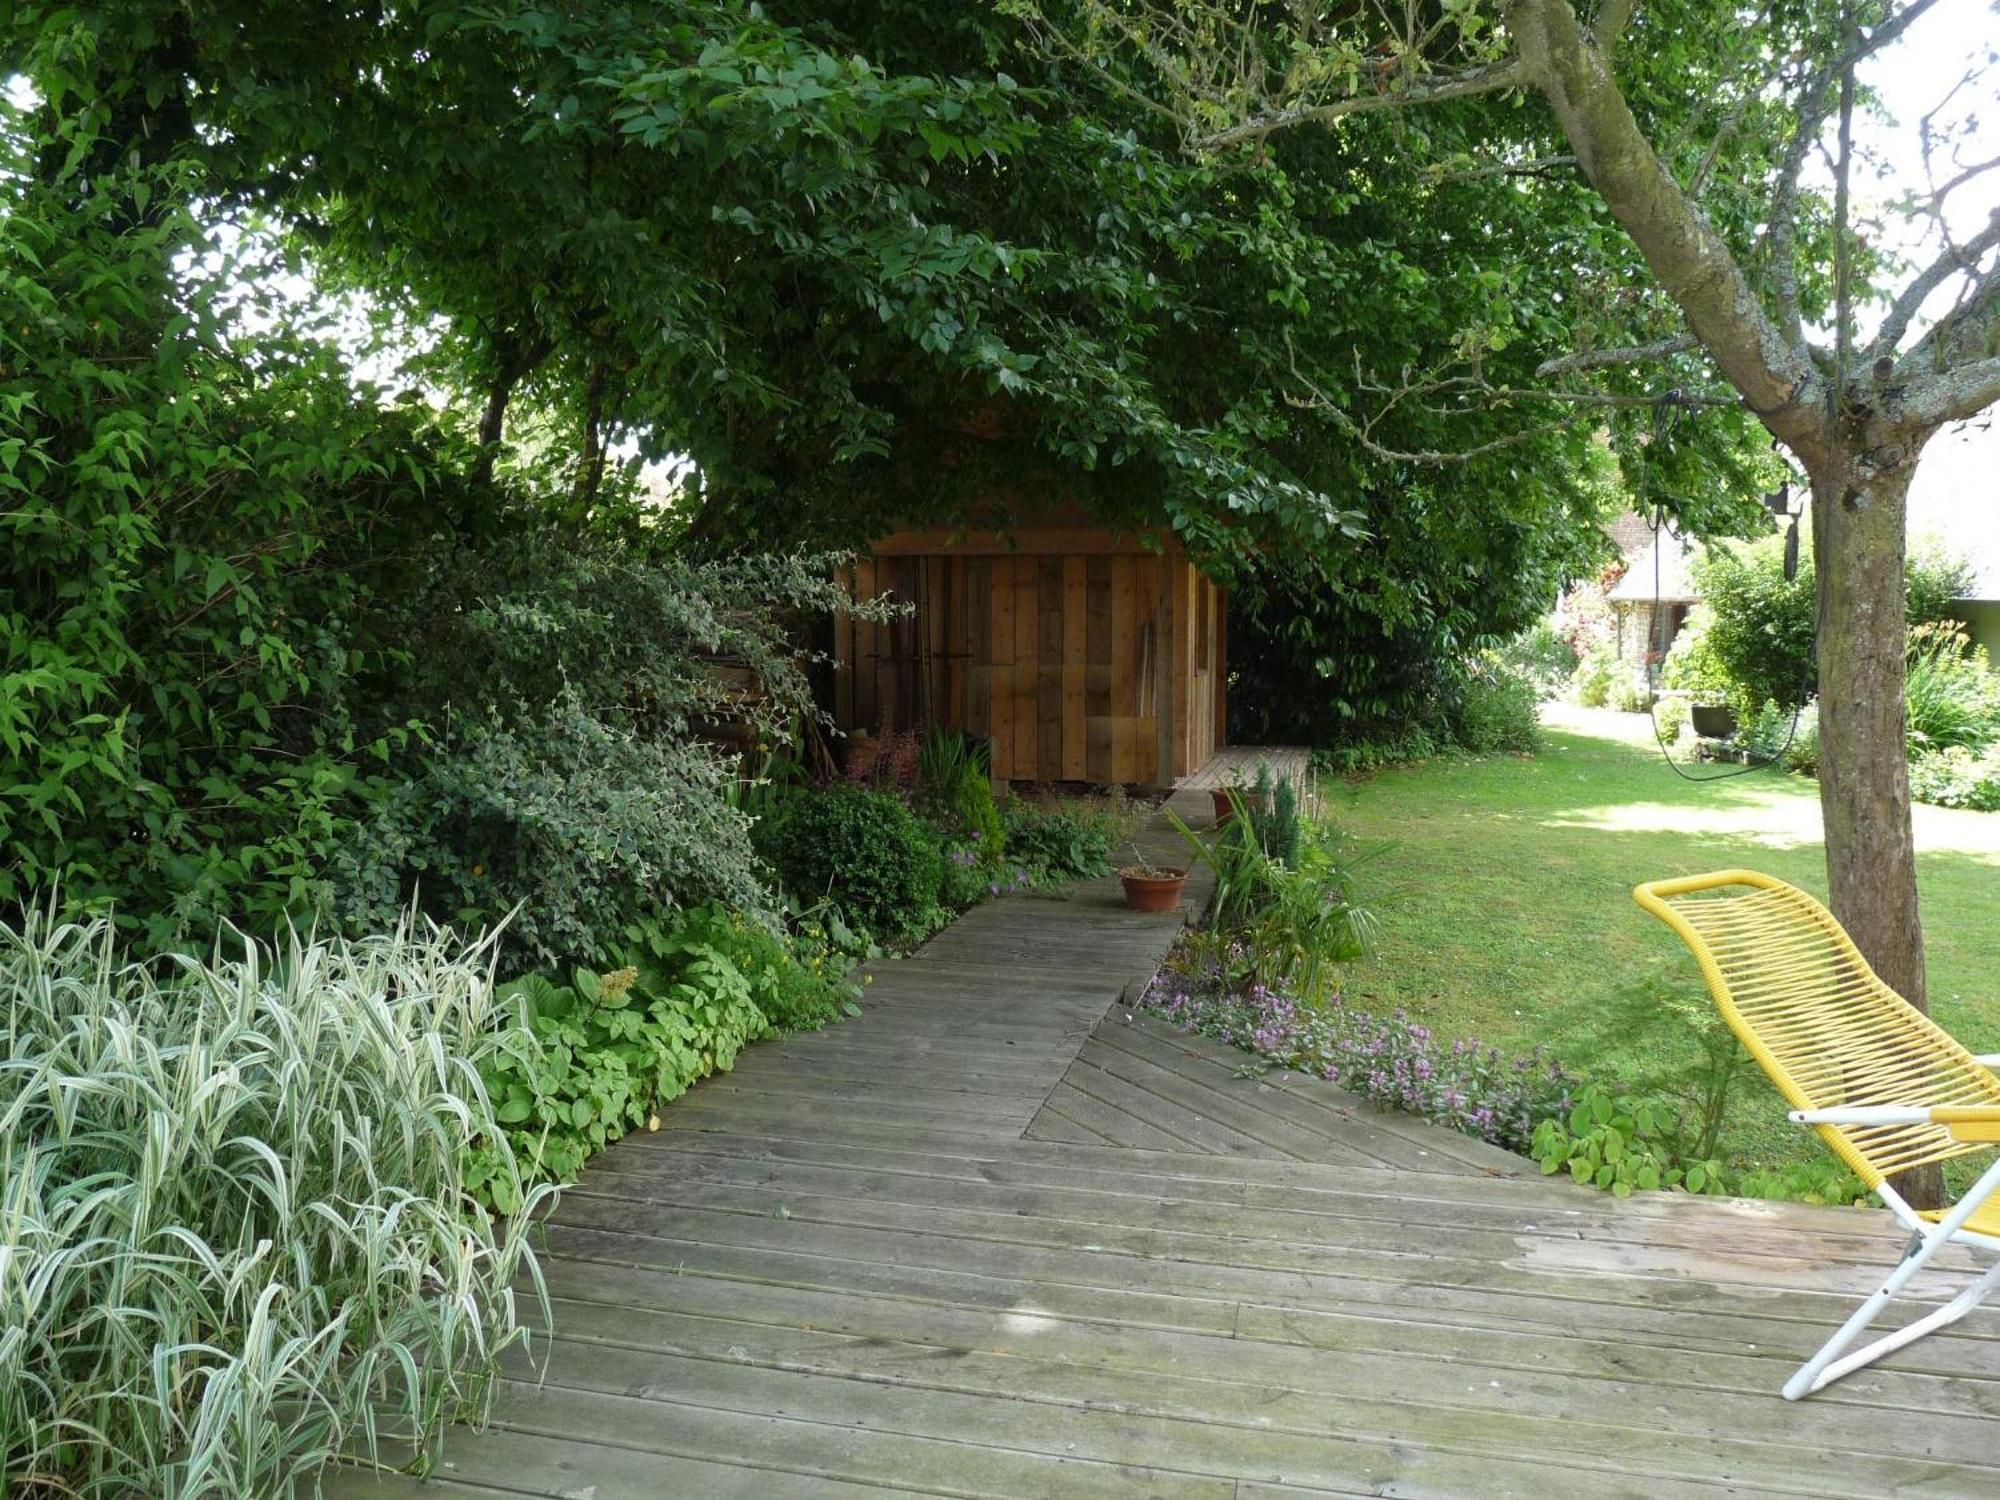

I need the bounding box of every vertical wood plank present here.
[1062,557,1087,780]
[855,558,878,734]
[1110,554,1136,782]
[1037,557,1063,782]
[833,564,855,734]
[1133,556,1160,785]
[1213,584,1228,753]
[1013,555,1036,780]
[1153,559,1174,787]
[1085,556,1113,782]
[880,557,906,733]
[989,557,1015,778]
[965,558,991,744]
[1168,557,1191,779]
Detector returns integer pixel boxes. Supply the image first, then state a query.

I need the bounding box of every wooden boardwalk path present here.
[325,791,2000,1499]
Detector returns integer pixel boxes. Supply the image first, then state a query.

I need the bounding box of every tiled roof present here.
[1606,527,1703,602]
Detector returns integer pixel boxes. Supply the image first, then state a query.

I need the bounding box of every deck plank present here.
[315,797,2000,1498]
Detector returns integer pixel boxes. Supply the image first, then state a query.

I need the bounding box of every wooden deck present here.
[324,793,2000,1499]
[1176,743,1311,792]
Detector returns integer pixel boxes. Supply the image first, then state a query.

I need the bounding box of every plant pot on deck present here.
[1690,703,1738,739]
[1119,866,1189,912]
[1209,788,1269,827]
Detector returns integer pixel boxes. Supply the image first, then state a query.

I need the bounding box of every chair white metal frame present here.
[1635,869,2000,1399]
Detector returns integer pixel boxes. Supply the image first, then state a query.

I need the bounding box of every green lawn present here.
[1324,703,2000,1168]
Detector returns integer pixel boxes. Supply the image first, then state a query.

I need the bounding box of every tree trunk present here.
[1810,455,1940,1209]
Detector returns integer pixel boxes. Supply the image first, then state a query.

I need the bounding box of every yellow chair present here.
[1634,869,2000,1399]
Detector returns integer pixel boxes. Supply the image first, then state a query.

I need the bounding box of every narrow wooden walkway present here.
[325,794,2000,1500]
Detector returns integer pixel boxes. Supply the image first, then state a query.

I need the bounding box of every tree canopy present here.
[23,2,1787,732]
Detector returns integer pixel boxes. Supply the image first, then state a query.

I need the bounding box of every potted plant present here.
[1118,850,1189,912]
[1209,765,1273,827]
[1661,606,1737,738]
[1690,702,1738,739]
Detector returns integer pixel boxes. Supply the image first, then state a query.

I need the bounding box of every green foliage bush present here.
[1530,1087,1731,1197]
[0,124,871,967]
[1002,798,1117,886]
[1175,813,1377,1003]
[2,908,541,1497]
[1312,726,1444,775]
[1658,604,1735,702]
[0,144,438,946]
[1531,1085,1869,1205]
[331,530,871,972]
[1903,623,2000,755]
[1573,640,1621,708]
[1653,693,1691,744]
[1449,654,1543,753]
[1697,534,1973,713]
[758,787,945,941]
[1493,620,1577,695]
[1909,746,2000,812]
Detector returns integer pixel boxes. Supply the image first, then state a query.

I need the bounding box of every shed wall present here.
[835,545,1222,785]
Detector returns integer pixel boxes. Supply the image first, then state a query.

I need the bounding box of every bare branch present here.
[1874,207,2000,356]
[1289,386,1576,463]
[1427,152,1578,182]
[1766,0,1948,342]
[1899,353,2000,430]
[1195,58,1528,151]
[1536,334,1700,378]
[1898,258,2000,428]
[1509,0,1825,451]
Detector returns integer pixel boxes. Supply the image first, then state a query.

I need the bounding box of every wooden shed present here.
[832,516,1225,786]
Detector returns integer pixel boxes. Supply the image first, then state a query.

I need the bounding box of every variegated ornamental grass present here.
[1,909,548,1498]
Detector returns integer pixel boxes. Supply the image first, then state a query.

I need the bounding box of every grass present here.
[1325,703,2000,1170]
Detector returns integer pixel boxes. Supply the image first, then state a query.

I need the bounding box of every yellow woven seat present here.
[1635,869,2000,1400]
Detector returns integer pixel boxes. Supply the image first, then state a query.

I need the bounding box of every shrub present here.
[1529,1085,1870,1206]
[1574,640,1620,707]
[1903,622,2000,755]
[1783,702,1821,775]
[1698,533,1973,713]
[2,907,541,1498]
[917,729,1007,854]
[1530,1087,1729,1197]
[1606,670,1653,713]
[1001,799,1116,886]
[1311,725,1443,775]
[757,787,945,940]
[1909,746,2000,812]
[337,695,776,973]
[1172,816,1379,1004]
[1659,605,1735,703]
[1494,620,1577,695]
[1735,700,1799,761]
[1450,654,1542,753]
[1143,953,1574,1154]
[1653,693,1691,745]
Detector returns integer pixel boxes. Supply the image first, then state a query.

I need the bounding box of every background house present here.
[832,509,1226,787]
[1605,524,1701,672]
[1597,418,2000,674]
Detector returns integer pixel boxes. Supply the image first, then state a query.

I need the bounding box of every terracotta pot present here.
[1119,868,1189,912]
[1210,788,1269,826]
[1690,704,1738,740]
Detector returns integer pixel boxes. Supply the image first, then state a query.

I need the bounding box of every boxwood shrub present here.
[758,787,944,940]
